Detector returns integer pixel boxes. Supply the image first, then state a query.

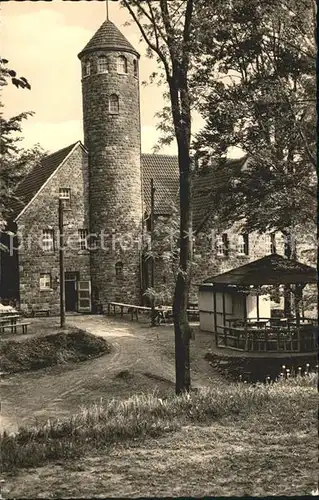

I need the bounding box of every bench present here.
[0,322,30,335]
[31,308,50,317]
[186,308,199,321]
[0,314,21,330]
[108,302,149,319]
[107,301,199,324]
[108,302,171,323]
[128,305,152,321]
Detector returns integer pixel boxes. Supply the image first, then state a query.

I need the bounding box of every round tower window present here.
[133,59,138,77]
[83,61,91,77]
[117,55,128,74]
[115,261,124,278]
[97,56,108,73]
[108,94,119,114]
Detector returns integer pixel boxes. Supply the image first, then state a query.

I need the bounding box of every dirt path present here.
[0,315,219,433]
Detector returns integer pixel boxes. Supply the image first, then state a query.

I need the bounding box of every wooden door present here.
[65,272,79,312]
[77,280,92,312]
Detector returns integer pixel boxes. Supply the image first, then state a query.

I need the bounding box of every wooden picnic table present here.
[107,302,198,323]
[0,314,21,325]
[0,314,30,335]
[107,302,172,322]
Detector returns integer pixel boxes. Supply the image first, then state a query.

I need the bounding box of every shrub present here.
[0,329,111,373]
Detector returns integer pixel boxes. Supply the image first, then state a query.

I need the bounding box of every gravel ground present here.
[0,315,221,433]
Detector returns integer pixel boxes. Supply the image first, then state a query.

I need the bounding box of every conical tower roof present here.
[78,20,139,59]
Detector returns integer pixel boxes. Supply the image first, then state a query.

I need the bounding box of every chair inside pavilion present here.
[199,254,317,354]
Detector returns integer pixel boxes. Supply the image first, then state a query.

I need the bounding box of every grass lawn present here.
[1,374,317,498]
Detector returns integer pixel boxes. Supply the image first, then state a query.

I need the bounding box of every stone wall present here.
[191,221,274,299]
[205,350,318,382]
[16,143,90,315]
[80,49,143,308]
[150,218,317,310]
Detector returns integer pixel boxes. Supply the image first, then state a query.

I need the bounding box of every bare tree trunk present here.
[123,0,194,394]
[169,57,193,392]
[173,154,192,393]
[283,231,296,317]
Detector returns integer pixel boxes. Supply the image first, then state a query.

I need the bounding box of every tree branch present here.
[261,46,316,168]
[122,0,171,78]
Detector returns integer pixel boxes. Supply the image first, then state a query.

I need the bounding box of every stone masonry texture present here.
[16,144,90,315]
[79,48,143,308]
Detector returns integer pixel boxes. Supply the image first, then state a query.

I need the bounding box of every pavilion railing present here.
[216,318,318,353]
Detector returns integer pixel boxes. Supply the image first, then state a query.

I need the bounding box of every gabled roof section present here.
[201,254,317,288]
[10,143,249,228]
[78,20,139,58]
[193,155,248,231]
[141,154,248,223]
[11,142,84,221]
[141,154,179,215]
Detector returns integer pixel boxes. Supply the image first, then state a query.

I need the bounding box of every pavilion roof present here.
[200,254,317,289]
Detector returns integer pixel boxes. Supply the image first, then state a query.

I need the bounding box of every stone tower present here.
[78,20,143,308]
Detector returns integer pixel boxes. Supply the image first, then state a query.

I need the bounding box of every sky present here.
[1,0,242,157]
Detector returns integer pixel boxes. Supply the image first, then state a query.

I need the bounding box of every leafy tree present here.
[122,0,197,393]
[192,0,316,316]
[192,0,316,247]
[143,204,180,306]
[11,143,47,178]
[0,57,31,90]
[0,58,33,236]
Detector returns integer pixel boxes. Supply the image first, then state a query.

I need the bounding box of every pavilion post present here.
[213,291,218,347]
[294,283,304,328]
[222,292,227,346]
[284,284,292,319]
[243,292,249,347]
[243,293,247,324]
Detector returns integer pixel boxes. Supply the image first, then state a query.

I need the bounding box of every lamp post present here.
[58,198,65,328]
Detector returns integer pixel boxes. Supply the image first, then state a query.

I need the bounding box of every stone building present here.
[0,19,315,315]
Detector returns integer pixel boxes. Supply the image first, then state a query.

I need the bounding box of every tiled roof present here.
[201,254,317,287]
[11,142,78,220]
[10,141,247,230]
[78,20,139,58]
[141,154,179,215]
[193,155,248,231]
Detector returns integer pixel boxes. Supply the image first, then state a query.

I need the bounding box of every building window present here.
[216,233,229,257]
[78,229,88,250]
[87,234,98,250]
[117,55,128,74]
[97,56,108,73]
[108,94,119,114]
[59,188,71,207]
[133,59,138,77]
[42,229,55,252]
[237,234,249,255]
[40,273,52,290]
[83,61,91,77]
[115,261,123,278]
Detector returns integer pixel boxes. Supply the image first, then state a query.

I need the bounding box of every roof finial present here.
[106,0,109,21]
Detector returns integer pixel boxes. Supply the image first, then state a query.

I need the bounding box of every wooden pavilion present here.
[199,254,317,354]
